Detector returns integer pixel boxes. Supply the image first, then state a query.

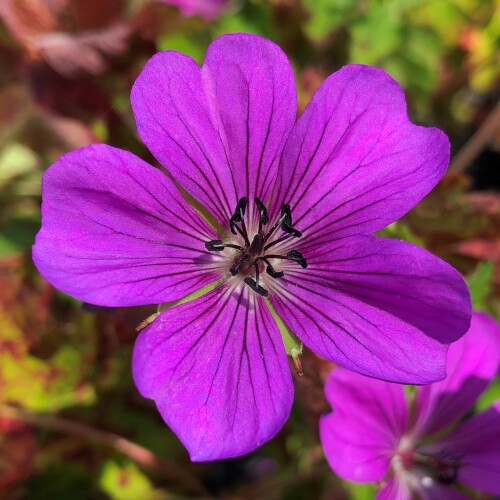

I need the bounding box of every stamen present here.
[265,263,284,279]
[286,250,308,268]
[265,251,308,269]
[254,197,269,233]
[280,204,302,237]
[264,233,293,251]
[205,239,224,251]
[204,198,307,297]
[205,240,244,251]
[243,277,268,297]
[230,197,248,234]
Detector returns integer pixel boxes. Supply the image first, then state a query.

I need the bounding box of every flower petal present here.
[131,34,297,229]
[320,368,406,481]
[295,235,470,345]
[413,312,500,438]
[132,284,293,461]
[409,473,468,500]
[33,144,221,306]
[269,236,469,383]
[421,401,500,495]
[376,476,412,500]
[270,64,449,244]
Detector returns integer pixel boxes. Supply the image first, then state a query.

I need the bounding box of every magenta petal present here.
[295,236,471,345]
[410,474,468,500]
[201,34,296,227]
[376,476,411,500]
[320,368,406,481]
[270,64,449,243]
[132,285,293,461]
[269,236,468,383]
[33,144,221,306]
[132,34,296,229]
[421,401,500,495]
[413,312,500,438]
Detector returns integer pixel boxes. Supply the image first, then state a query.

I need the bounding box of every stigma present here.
[205,197,307,297]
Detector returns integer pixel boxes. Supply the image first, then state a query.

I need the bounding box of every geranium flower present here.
[320,311,500,499]
[33,33,471,460]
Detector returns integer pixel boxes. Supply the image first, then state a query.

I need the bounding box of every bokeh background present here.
[0,0,499,498]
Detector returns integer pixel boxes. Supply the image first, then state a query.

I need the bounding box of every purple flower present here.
[33,34,471,461]
[320,312,500,498]
[161,0,229,20]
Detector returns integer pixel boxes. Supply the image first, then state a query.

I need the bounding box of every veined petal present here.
[292,236,471,345]
[268,237,467,383]
[270,64,449,244]
[413,312,500,438]
[421,401,500,495]
[320,368,407,481]
[132,33,297,229]
[132,285,293,461]
[33,144,221,306]
[201,34,296,228]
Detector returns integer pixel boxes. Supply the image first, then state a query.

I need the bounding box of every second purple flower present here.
[33,33,471,460]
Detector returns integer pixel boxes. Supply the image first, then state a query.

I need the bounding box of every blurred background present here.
[0,0,499,498]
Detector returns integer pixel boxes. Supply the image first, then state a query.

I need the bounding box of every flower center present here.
[205,197,307,297]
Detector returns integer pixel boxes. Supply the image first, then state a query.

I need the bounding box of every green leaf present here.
[376,222,424,247]
[99,460,165,500]
[343,480,376,500]
[0,143,38,186]
[466,261,494,311]
[157,32,209,65]
[0,213,40,257]
[475,377,500,413]
[302,0,358,40]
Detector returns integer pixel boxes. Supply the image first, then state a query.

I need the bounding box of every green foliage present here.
[100,461,166,500]
[466,261,494,311]
[344,480,376,500]
[376,222,424,247]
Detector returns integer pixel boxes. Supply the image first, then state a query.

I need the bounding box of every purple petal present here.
[132,284,293,461]
[410,473,469,500]
[269,236,469,383]
[376,476,411,500]
[320,368,407,481]
[413,312,500,438]
[132,34,297,229]
[33,144,221,306]
[270,64,449,244]
[295,235,470,345]
[421,401,500,495]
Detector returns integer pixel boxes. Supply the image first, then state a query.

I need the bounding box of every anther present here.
[280,204,302,237]
[229,263,241,276]
[230,197,248,235]
[287,250,308,268]
[266,265,284,279]
[205,239,224,251]
[254,197,269,225]
[243,277,268,297]
[205,240,244,252]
